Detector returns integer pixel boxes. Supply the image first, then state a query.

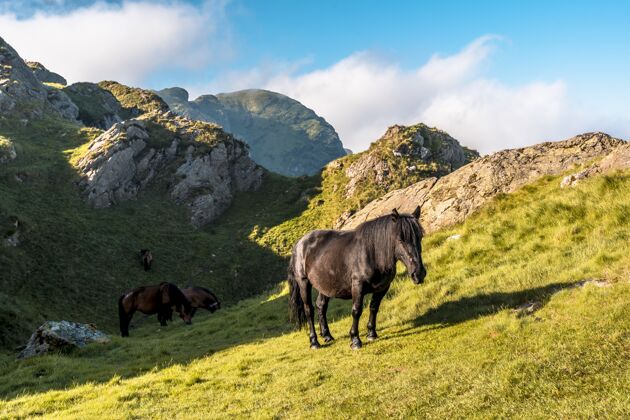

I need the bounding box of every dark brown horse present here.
[182,286,221,316]
[118,282,192,337]
[161,286,221,322]
[288,207,426,350]
[140,249,153,271]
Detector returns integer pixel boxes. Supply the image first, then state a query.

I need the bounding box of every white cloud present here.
[203,35,626,154]
[0,0,231,85]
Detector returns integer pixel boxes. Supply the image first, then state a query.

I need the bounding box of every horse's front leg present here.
[367,287,389,341]
[349,283,365,350]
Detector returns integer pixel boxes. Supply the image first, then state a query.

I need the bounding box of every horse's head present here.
[178,299,193,325]
[207,296,221,313]
[392,206,427,285]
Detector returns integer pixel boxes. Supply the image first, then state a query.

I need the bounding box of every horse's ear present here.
[391,208,399,221]
[412,205,421,219]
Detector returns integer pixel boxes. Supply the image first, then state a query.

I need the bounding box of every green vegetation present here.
[0,170,628,417]
[0,135,15,162]
[0,115,314,348]
[99,81,169,115]
[63,82,126,128]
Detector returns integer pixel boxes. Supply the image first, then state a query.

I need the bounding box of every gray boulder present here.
[18,321,109,359]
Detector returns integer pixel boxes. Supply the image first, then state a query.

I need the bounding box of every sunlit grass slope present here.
[1,171,628,418]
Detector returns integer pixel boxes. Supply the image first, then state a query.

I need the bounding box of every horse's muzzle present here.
[412,266,427,285]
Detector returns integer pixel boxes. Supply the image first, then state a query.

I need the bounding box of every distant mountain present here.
[157,88,346,176]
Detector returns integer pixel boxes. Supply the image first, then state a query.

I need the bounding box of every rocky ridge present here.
[340,132,625,233]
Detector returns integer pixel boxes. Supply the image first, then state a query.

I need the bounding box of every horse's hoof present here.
[310,341,321,350]
[350,338,362,350]
[367,332,378,342]
[323,335,335,343]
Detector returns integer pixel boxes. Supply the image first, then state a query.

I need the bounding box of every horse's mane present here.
[354,213,423,272]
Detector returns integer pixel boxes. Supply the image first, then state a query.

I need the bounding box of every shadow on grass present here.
[409,281,582,329]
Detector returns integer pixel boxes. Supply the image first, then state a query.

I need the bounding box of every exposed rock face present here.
[158,87,346,176]
[340,132,624,233]
[18,321,109,359]
[561,142,630,188]
[77,112,263,227]
[45,86,79,121]
[25,60,67,85]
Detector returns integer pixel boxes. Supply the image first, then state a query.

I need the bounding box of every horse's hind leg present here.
[300,281,321,349]
[349,283,365,350]
[316,293,334,342]
[367,288,388,341]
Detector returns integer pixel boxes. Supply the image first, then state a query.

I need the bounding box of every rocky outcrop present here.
[77,112,263,227]
[341,124,477,199]
[18,321,109,359]
[0,36,76,120]
[45,86,79,121]
[340,132,624,233]
[25,61,67,85]
[158,87,346,176]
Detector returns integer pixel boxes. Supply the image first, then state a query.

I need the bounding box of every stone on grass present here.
[18,320,110,359]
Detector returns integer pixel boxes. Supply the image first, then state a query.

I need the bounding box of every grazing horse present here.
[161,286,221,322]
[288,207,426,350]
[118,282,192,337]
[140,249,153,271]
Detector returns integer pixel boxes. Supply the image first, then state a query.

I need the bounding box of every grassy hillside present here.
[1,169,628,417]
[0,115,316,348]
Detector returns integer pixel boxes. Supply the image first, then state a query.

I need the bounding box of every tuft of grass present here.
[0,169,628,417]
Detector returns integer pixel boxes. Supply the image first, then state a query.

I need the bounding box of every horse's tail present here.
[118,294,129,337]
[287,250,306,329]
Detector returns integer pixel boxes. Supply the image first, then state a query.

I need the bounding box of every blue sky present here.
[1,0,629,152]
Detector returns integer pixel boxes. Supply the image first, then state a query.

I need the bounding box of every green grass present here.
[0,170,628,418]
[0,116,315,348]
